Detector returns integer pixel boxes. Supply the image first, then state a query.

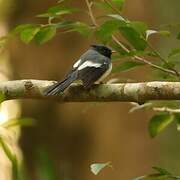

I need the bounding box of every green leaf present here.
[152,167,172,176]
[119,26,147,50]
[146,30,170,40]
[168,48,180,58]
[158,30,171,36]
[90,162,111,175]
[37,6,78,18]
[111,0,125,10]
[108,15,147,50]
[71,22,92,37]
[130,21,148,35]
[94,2,113,12]
[54,20,74,29]
[20,26,40,44]
[2,118,35,128]
[35,26,56,44]
[96,20,123,43]
[107,14,126,22]
[113,61,144,72]
[12,24,34,34]
[148,114,174,138]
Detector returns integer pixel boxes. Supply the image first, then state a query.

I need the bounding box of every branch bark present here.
[0,80,180,103]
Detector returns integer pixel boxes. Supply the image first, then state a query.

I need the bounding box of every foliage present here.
[0,0,180,179]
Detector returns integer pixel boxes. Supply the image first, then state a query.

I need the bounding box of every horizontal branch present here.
[0,80,180,103]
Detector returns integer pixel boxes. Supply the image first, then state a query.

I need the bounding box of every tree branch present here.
[0,80,180,103]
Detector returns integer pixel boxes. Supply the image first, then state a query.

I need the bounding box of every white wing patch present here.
[78,60,102,70]
[73,59,82,68]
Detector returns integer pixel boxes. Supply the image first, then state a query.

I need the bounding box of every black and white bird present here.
[45,44,112,95]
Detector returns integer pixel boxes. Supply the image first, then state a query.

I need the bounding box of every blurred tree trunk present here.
[0,0,21,180]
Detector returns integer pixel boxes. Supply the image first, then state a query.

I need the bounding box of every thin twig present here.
[134,56,177,75]
[147,42,180,77]
[85,0,98,27]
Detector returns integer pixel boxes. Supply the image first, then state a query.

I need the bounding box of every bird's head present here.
[91,44,112,58]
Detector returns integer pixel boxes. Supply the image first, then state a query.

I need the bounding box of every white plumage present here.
[77,60,102,70]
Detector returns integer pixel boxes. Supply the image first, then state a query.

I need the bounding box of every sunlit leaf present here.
[146,30,170,40]
[113,61,144,72]
[35,26,56,44]
[90,162,111,175]
[148,114,174,138]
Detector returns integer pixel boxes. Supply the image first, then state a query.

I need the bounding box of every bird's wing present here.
[78,63,109,89]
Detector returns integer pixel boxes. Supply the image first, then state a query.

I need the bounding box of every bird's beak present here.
[112,50,116,54]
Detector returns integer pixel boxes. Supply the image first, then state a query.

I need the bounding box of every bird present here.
[44,44,112,95]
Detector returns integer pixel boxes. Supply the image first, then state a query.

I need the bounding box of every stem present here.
[85,0,98,27]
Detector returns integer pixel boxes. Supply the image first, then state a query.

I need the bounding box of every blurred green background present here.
[0,0,180,179]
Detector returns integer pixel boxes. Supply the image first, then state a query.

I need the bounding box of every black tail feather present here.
[44,71,78,95]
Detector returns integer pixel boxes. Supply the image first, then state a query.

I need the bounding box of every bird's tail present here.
[44,71,78,95]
